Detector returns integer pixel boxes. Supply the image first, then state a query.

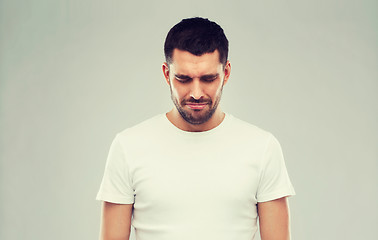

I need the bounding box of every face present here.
[163,49,231,125]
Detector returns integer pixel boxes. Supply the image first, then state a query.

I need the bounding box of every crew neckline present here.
[162,112,232,136]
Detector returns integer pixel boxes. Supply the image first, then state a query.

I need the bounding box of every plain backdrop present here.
[0,0,377,239]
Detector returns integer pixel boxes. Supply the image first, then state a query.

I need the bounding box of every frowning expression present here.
[163,49,230,125]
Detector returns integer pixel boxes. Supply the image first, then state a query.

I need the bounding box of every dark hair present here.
[164,17,229,66]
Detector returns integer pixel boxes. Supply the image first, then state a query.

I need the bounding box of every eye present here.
[201,76,218,82]
[175,77,191,83]
[206,78,216,82]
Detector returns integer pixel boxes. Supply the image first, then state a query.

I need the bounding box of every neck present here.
[166,108,225,132]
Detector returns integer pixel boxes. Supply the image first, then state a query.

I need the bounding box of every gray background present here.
[1,0,377,239]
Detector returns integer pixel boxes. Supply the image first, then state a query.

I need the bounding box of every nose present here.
[189,79,204,100]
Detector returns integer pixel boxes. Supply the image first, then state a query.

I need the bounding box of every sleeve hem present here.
[96,193,134,204]
[257,190,296,203]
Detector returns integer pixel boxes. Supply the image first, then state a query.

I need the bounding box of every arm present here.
[257,197,291,240]
[100,201,134,240]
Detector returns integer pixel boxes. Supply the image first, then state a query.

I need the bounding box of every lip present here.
[186,103,208,110]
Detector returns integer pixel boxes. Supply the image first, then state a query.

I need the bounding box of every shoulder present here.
[226,114,274,143]
[116,114,166,143]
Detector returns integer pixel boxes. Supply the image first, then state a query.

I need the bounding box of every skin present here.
[99,48,292,240]
[162,49,231,132]
[99,202,133,240]
[258,197,292,240]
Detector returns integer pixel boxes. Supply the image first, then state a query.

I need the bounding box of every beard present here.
[170,85,223,125]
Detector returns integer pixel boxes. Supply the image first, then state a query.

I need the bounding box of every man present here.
[96,17,295,240]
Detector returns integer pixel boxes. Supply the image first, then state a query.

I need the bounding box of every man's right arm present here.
[100,201,134,240]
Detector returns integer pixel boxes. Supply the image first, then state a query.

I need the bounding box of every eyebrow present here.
[174,74,191,79]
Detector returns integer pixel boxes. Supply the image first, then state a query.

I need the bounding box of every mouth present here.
[186,103,208,110]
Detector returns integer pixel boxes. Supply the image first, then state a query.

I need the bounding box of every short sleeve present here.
[256,134,296,202]
[96,134,135,204]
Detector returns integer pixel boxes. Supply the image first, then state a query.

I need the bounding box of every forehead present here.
[170,49,222,76]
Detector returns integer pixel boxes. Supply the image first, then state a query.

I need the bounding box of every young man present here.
[96,17,295,240]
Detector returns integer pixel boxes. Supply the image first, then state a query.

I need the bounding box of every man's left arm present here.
[257,196,291,240]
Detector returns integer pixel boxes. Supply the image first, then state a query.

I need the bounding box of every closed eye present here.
[201,77,217,82]
[175,74,192,83]
[174,74,219,83]
[200,74,219,82]
[175,77,191,83]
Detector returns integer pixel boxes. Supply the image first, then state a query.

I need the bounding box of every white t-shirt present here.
[96,113,295,240]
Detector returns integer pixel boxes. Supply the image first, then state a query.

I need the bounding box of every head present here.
[164,17,229,67]
[163,17,231,125]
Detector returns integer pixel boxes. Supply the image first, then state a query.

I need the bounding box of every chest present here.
[128,143,263,214]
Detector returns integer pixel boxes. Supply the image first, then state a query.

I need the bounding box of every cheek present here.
[210,82,223,97]
[170,83,185,99]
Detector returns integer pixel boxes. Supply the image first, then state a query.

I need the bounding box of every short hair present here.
[164,17,229,66]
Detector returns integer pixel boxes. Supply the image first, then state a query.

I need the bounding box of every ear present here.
[222,60,231,86]
[162,62,170,86]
